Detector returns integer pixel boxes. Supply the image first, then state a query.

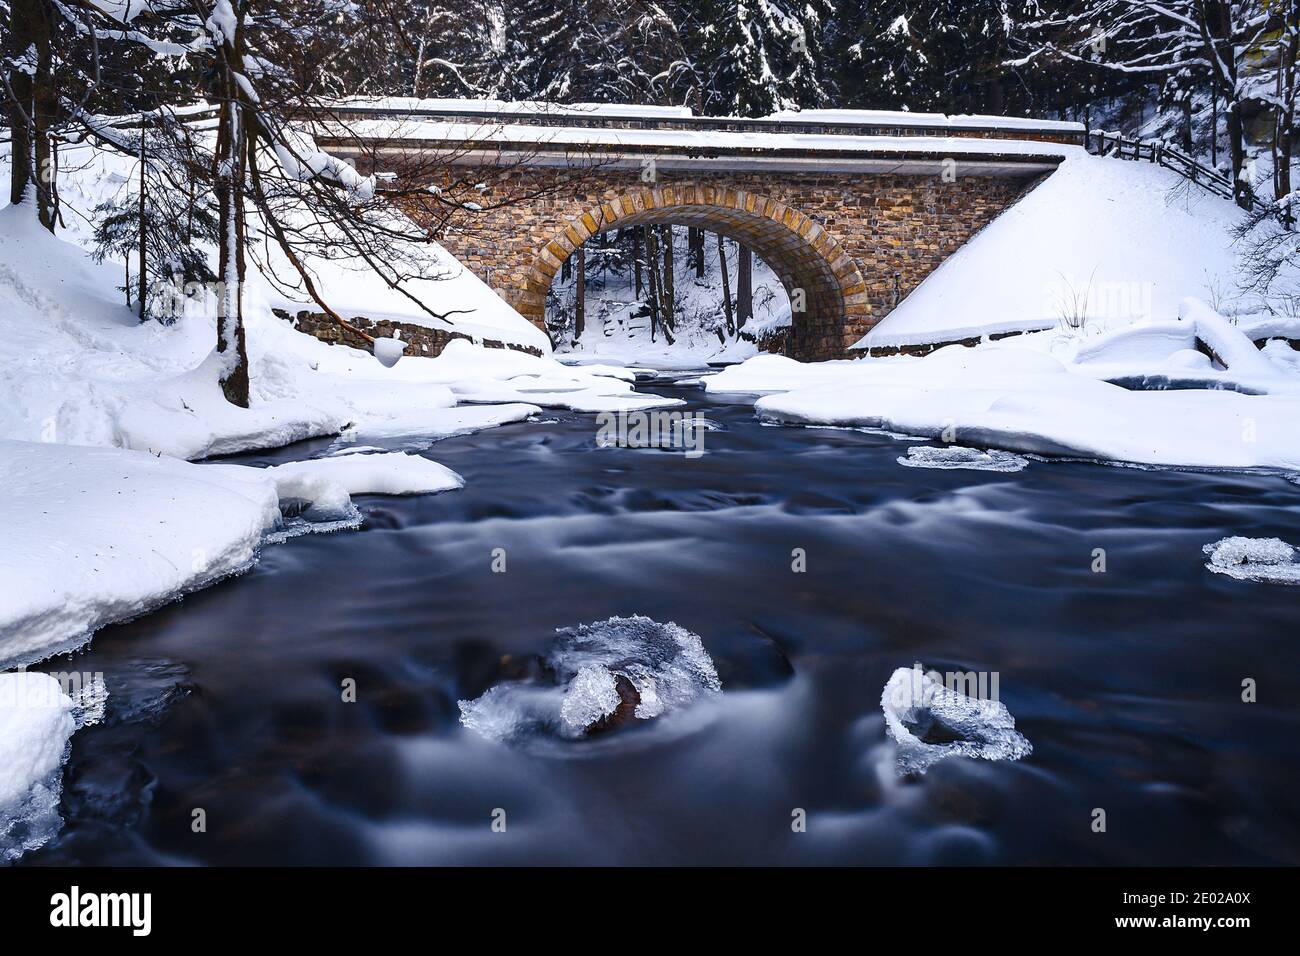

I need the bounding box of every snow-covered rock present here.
[0,672,75,862]
[268,451,463,501]
[459,616,722,747]
[880,666,1032,776]
[1203,536,1300,585]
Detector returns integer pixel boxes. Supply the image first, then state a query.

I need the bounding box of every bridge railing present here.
[1085,128,1263,209]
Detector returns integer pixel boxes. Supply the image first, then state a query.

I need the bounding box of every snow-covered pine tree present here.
[693,0,833,116]
[835,1,1038,115]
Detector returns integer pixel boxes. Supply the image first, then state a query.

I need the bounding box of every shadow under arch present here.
[518,184,870,360]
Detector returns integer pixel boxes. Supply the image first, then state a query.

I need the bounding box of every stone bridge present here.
[319,104,1083,360]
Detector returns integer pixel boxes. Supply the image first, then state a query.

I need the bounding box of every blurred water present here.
[23,384,1300,865]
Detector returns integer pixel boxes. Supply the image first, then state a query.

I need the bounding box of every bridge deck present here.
[315,101,1083,177]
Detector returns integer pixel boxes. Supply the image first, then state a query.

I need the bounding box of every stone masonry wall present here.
[395,168,1036,360]
[275,309,543,359]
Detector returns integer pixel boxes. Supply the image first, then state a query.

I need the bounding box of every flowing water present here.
[20,381,1300,865]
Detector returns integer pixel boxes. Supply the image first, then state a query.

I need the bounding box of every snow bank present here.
[0,672,75,862]
[0,442,465,669]
[269,451,463,499]
[1203,536,1300,585]
[715,305,1300,471]
[0,441,280,668]
[859,154,1248,350]
[880,666,1032,776]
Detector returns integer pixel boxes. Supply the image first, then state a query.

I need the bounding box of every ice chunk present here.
[897,446,1028,472]
[880,666,1032,775]
[0,672,76,862]
[458,616,722,747]
[1203,536,1300,585]
[559,664,622,737]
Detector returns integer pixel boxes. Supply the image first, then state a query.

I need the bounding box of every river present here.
[22,381,1300,865]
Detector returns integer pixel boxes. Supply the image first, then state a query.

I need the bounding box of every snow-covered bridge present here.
[316,101,1084,360]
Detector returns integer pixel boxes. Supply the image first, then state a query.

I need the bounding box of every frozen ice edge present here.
[898,446,1029,472]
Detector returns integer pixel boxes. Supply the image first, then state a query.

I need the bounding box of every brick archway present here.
[518,184,870,361]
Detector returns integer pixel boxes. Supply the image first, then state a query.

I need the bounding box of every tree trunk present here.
[5,0,55,230]
[633,227,643,298]
[690,226,705,277]
[1276,9,1298,224]
[737,244,752,328]
[574,245,585,343]
[717,234,734,336]
[644,227,661,342]
[661,225,674,330]
[213,9,251,407]
[138,132,148,321]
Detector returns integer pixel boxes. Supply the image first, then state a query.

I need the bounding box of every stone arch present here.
[517,184,870,361]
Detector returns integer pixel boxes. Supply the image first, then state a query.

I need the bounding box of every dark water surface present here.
[25,383,1300,865]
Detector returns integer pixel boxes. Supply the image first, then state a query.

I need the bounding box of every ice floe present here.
[1203,536,1300,585]
[880,666,1032,775]
[459,616,722,748]
[897,446,1028,472]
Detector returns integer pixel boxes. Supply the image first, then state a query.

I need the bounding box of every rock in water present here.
[459,616,722,746]
[1203,536,1300,585]
[880,666,1032,776]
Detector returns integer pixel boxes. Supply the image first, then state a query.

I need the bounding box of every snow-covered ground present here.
[709,298,1300,470]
